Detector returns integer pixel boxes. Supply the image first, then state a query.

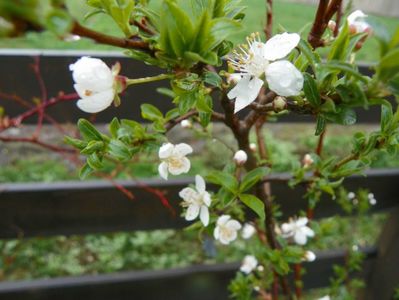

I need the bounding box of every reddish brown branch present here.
[71,22,151,51]
[264,0,273,40]
[308,0,329,48]
[0,136,75,153]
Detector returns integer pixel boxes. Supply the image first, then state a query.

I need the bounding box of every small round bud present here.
[253,286,260,292]
[303,250,316,262]
[234,150,247,166]
[347,192,355,199]
[273,96,287,112]
[249,143,257,152]
[242,223,256,239]
[302,154,314,168]
[328,20,336,31]
[257,265,264,272]
[180,119,192,129]
[352,244,359,252]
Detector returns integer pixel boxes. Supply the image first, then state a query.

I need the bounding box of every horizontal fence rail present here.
[0,50,388,124]
[0,169,398,239]
[0,247,377,300]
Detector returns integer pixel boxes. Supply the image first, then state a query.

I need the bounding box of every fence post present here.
[366,208,399,300]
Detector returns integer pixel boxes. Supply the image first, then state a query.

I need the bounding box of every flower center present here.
[84,89,93,96]
[167,157,183,169]
[220,226,234,240]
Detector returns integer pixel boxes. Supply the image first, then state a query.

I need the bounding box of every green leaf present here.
[78,119,103,141]
[239,167,269,192]
[107,139,131,161]
[323,61,368,83]
[44,9,73,36]
[196,94,213,113]
[79,163,93,179]
[381,103,393,132]
[81,140,104,155]
[141,104,164,121]
[377,48,399,82]
[204,71,222,88]
[239,194,265,220]
[315,115,326,136]
[297,39,321,73]
[328,22,349,61]
[206,170,238,194]
[64,136,87,150]
[303,73,320,107]
[177,92,197,114]
[87,152,104,170]
[109,117,120,138]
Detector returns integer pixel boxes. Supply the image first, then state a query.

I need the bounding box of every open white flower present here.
[347,10,370,34]
[158,143,193,180]
[240,255,258,274]
[214,215,242,245]
[70,57,116,113]
[179,175,211,226]
[227,32,304,113]
[242,223,256,239]
[281,217,315,245]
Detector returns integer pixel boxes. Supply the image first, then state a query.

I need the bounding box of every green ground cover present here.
[0,1,398,62]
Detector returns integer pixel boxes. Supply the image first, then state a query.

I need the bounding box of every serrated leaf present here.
[64,136,87,150]
[239,167,269,192]
[108,139,131,161]
[109,117,120,138]
[239,194,265,220]
[78,119,103,141]
[79,163,93,179]
[303,73,320,107]
[315,115,326,136]
[141,103,164,121]
[204,71,222,88]
[206,170,238,194]
[87,152,104,170]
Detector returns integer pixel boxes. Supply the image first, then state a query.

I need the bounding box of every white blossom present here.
[347,10,370,34]
[318,296,331,300]
[227,32,304,113]
[179,175,211,226]
[281,217,315,245]
[180,119,192,129]
[234,150,248,165]
[348,192,356,199]
[214,215,242,245]
[240,255,258,274]
[249,143,257,152]
[70,57,116,113]
[158,143,193,180]
[303,250,316,262]
[242,223,256,239]
[302,154,314,168]
[368,193,377,205]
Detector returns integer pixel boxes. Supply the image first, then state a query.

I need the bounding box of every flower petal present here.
[202,192,212,207]
[159,143,174,159]
[296,217,308,227]
[195,175,206,193]
[186,204,200,221]
[199,206,210,226]
[174,143,193,156]
[227,220,242,231]
[217,215,231,226]
[265,60,304,96]
[76,89,114,113]
[214,227,220,240]
[158,162,169,180]
[263,32,300,61]
[178,187,197,201]
[228,76,264,113]
[294,231,307,245]
[301,226,315,238]
[70,57,113,91]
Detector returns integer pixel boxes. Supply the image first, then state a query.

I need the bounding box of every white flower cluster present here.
[347,191,377,206]
[280,217,315,245]
[227,32,304,113]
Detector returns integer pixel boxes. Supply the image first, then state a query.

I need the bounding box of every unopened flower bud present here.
[254,286,260,292]
[328,20,337,32]
[249,143,257,152]
[234,150,247,166]
[303,250,316,262]
[348,192,355,199]
[302,154,314,168]
[273,96,287,112]
[257,265,264,272]
[180,119,192,129]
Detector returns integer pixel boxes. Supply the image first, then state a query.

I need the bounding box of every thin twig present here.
[264,0,273,40]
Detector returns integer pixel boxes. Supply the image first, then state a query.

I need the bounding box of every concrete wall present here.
[291,0,399,17]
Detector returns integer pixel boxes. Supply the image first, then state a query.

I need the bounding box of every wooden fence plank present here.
[0,169,398,239]
[0,50,386,124]
[0,247,377,300]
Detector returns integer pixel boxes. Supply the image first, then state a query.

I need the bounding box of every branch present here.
[71,22,151,52]
[0,136,75,153]
[164,110,225,132]
[264,0,273,40]
[308,0,329,48]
